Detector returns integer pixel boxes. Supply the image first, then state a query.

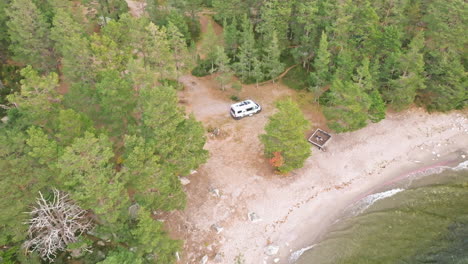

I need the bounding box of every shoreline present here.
[166,78,468,264]
[289,155,467,263]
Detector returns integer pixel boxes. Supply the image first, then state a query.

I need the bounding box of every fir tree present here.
[353,58,374,91]
[423,50,467,112]
[214,46,233,90]
[262,31,284,82]
[324,78,371,132]
[234,15,257,82]
[212,0,246,21]
[199,21,219,70]
[309,31,331,94]
[260,98,311,174]
[167,22,192,79]
[368,89,386,123]
[256,0,293,47]
[386,32,425,110]
[223,17,239,58]
[251,57,264,87]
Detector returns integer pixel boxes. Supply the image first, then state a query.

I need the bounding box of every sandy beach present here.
[160,74,468,264]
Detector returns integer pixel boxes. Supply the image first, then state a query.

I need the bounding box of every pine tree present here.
[90,34,131,73]
[256,0,293,47]
[138,85,208,178]
[130,207,181,263]
[260,98,311,174]
[0,0,9,57]
[199,21,219,69]
[212,0,246,21]
[251,57,264,87]
[262,31,284,82]
[324,78,371,132]
[6,0,56,72]
[223,17,239,58]
[423,49,466,112]
[424,0,466,52]
[368,89,386,123]
[97,249,143,264]
[122,135,162,207]
[167,22,192,79]
[309,31,331,93]
[95,0,129,23]
[145,0,163,25]
[290,0,319,68]
[143,22,176,79]
[55,109,94,146]
[214,46,233,90]
[7,66,61,126]
[51,8,94,83]
[58,132,128,225]
[352,58,386,123]
[0,128,53,245]
[353,58,373,91]
[333,48,356,81]
[234,15,257,82]
[385,32,425,110]
[95,69,136,135]
[26,126,59,167]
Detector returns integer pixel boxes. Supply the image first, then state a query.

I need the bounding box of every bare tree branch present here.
[23,189,94,262]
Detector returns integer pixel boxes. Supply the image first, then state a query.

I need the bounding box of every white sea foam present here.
[354,188,405,215]
[288,244,316,263]
[453,160,468,171]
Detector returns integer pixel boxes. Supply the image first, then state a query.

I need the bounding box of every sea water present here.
[294,162,468,264]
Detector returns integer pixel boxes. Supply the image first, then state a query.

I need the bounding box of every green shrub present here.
[230,95,240,101]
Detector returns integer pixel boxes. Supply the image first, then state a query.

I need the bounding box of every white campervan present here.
[230,100,261,120]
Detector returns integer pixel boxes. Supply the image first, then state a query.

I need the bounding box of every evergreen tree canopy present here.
[323,78,371,132]
[260,98,311,173]
[6,0,56,71]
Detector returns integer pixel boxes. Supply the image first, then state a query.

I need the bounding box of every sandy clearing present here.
[166,71,468,264]
[126,0,146,18]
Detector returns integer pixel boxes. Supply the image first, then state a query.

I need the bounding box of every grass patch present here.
[282,66,310,91]
[160,79,183,90]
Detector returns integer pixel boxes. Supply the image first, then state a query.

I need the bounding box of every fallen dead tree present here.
[23,189,93,262]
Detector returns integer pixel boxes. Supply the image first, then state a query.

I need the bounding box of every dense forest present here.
[0,0,466,263]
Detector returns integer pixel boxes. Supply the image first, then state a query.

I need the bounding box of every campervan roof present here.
[231,100,256,110]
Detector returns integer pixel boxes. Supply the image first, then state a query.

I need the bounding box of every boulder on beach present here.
[264,245,279,256]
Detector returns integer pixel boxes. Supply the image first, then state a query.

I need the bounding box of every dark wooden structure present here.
[308,129,332,151]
